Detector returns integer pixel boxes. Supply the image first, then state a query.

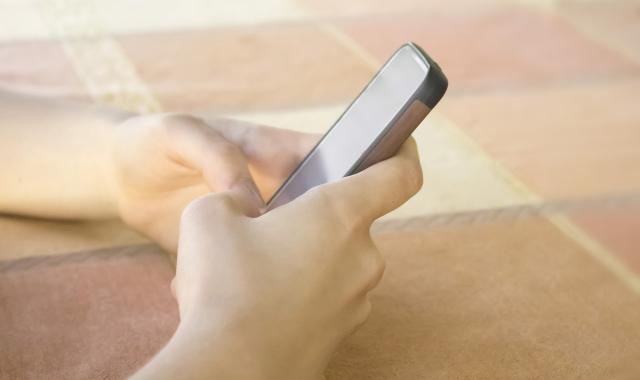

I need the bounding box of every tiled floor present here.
[571,205,640,274]
[558,0,640,64]
[336,5,639,93]
[118,25,374,112]
[440,79,640,200]
[1,0,639,378]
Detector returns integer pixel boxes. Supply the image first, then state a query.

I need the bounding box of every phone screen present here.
[267,44,437,210]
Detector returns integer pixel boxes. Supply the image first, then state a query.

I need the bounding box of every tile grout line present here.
[317,22,380,72]
[38,0,163,114]
[549,215,640,294]
[319,22,640,295]
[438,115,640,295]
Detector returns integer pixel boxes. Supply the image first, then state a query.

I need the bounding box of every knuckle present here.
[307,186,363,236]
[247,126,270,144]
[354,299,373,327]
[408,160,424,191]
[181,193,233,225]
[363,247,386,290]
[214,139,243,159]
[210,193,237,212]
[372,253,387,283]
[156,113,205,137]
[395,158,423,196]
[157,113,186,130]
[180,195,209,224]
[154,114,188,140]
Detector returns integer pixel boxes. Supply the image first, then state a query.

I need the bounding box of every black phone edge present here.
[346,42,448,176]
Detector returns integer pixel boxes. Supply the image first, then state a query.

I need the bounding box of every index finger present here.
[160,115,264,215]
[205,117,319,164]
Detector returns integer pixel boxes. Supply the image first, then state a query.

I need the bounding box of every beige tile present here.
[0,216,147,261]
[0,0,307,41]
[0,2,50,42]
[95,0,306,35]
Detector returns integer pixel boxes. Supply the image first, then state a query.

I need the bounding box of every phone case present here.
[350,43,448,173]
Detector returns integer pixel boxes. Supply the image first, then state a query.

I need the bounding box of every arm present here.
[0,90,313,252]
[0,90,126,219]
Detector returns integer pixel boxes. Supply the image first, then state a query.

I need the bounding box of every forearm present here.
[0,90,131,219]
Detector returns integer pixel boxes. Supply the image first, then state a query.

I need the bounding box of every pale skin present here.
[0,90,423,379]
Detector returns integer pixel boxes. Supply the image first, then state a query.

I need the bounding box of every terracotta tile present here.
[118,25,374,113]
[440,79,640,200]
[0,40,88,102]
[0,246,177,380]
[570,204,640,274]
[328,218,640,378]
[336,6,639,93]
[559,0,640,64]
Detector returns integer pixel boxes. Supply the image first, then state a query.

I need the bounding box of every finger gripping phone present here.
[266,42,448,210]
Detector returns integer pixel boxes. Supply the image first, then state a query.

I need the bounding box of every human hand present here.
[110,114,316,253]
[159,139,423,380]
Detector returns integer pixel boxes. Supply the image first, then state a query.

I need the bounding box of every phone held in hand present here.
[266,42,448,211]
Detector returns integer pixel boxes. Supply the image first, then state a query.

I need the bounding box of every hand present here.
[134,139,423,380]
[110,114,316,253]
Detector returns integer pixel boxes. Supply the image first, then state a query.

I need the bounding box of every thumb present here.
[226,177,265,217]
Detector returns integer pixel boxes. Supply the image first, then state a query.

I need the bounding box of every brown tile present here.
[118,24,375,113]
[0,245,177,380]
[336,6,639,93]
[570,204,640,274]
[0,40,88,102]
[440,79,640,200]
[328,218,640,379]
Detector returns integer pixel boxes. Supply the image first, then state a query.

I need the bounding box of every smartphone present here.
[266,42,448,210]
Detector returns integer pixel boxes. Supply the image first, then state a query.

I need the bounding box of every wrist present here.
[99,109,135,220]
[132,316,268,380]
